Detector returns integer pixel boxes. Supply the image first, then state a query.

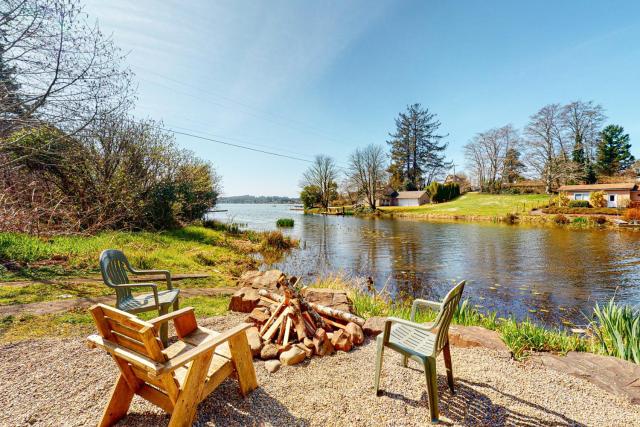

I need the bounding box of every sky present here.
[84,0,640,197]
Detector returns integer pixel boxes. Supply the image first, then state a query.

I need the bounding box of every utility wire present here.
[162,127,314,163]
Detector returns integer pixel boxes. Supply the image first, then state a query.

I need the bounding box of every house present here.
[376,186,399,207]
[378,190,430,207]
[557,183,640,208]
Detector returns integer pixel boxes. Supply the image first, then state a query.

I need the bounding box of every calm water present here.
[209,203,640,326]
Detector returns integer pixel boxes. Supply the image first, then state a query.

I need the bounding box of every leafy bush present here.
[568,200,590,208]
[542,207,621,215]
[550,192,570,207]
[427,182,460,203]
[276,218,294,227]
[623,208,640,223]
[553,214,570,225]
[590,191,607,208]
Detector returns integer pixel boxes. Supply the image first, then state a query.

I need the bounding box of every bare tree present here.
[301,155,338,209]
[561,100,606,162]
[347,144,387,209]
[1,0,134,167]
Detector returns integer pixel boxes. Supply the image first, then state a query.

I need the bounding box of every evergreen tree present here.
[596,125,634,176]
[502,148,525,184]
[387,103,449,189]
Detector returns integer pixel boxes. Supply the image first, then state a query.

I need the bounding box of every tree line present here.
[0,0,221,234]
[464,101,634,194]
[300,103,454,210]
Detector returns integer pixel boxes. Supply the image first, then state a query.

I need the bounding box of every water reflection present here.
[210,204,640,326]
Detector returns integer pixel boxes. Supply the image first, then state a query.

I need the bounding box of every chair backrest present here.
[432,280,465,353]
[100,249,133,302]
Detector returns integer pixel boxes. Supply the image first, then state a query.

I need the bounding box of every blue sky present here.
[85,0,640,197]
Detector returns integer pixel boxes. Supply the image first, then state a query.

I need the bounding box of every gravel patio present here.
[1,313,638,426]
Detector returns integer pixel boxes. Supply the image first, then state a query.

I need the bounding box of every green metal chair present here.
[374,280,465,423]
[99,249,179,345]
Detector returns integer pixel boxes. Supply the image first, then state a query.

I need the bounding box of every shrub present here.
[572,217,588,225]
[502,212,519,224]
[568,200,590,208]
[427,182,460,203]
[591,216,607,225]
[260,231,296,251]
[542,207,621,215]
[550,192,570,207]
[276,218,294,227]
[590,191,607,208]
[623,208,640,223]
[553,214,570,225]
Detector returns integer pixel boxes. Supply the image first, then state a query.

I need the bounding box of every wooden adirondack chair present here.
[374,281,465,423]
[100,249,180,345]
[87,303,258,427]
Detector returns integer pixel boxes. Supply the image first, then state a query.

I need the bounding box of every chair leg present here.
[402,355,408,368]
[169,351,213,427]
[99,373,134,427]
[159,305,170,346]
[228,332,258,396]
[442,342,455,394]
[374,337,385,395]
[173,296,180,311]
[424,357,439,423]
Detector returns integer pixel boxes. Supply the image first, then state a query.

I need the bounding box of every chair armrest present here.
[115,283,159,307]
[156,323,252,375]
[128,268,173,290]
[410,299,442,322]
[148,307,195,327]
[149,306,197,337]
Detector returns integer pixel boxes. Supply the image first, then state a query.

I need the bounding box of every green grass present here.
[276,218,294,227]
[0,295,230,343]
[380,192,550,218]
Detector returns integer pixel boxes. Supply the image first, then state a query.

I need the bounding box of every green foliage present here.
[592,298,640,363]
[503,148,526,183]
[596,125,635,176]
[300,185,321,209]
[568,200,590,208]
[276,218,294,227]
[499,318,586,360]
[589,191,606,208]
[426,182,460,203]
[571,217,588,226]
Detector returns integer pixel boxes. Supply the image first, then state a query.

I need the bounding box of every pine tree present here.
[387,103,449,189]
[596,124,635,176]
[502,148,525,184]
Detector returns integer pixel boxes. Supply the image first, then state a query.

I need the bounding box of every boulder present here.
[245,327,263,357]
[331,329,353,352]
[260,343,279,360]
[280,346,306,366]
[345,322,364,345]
[448,326,509,353]
[264,360,281,374]
[238,270,284,290]
[363,317,386,337]
[312,328,335,356]
[229,287,261,313]
[530,351,640,404]
[301,288,353,313]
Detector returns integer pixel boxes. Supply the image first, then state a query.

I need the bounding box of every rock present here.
[229,287,261,313]
[238,270,284,290]
[246,307,270,325]
[301,288,353,313]
[448,326,509,353]
[245,327,263,357]
[279,346,306,366]
[312,328,335,356]
[331,329,353,352]
[277,343,292,355]
[345,322,364,345]
[363,317,386,337]
[264,360,281,373]
[260,343,278,360]
[295,343,313,358]
[530,351,640,404]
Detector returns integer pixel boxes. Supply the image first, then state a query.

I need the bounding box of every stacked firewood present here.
[247,275,365,358]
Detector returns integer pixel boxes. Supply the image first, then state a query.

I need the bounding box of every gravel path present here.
[1,313,638,426]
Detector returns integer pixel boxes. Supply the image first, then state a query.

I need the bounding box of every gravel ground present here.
[1,313,638,427]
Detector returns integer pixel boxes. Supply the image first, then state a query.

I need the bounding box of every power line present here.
[162,127,314,163]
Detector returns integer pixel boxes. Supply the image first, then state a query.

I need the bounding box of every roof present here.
[396,190,428,199]
[558,183,637,191]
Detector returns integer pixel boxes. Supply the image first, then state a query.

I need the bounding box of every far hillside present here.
[219,195,300,204]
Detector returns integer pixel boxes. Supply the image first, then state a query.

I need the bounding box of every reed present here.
[591,298,640,363]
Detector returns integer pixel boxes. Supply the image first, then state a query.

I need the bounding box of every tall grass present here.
[592,298,640,363]
[276,218,294,227]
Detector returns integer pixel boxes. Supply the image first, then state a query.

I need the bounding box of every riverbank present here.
[2,312,639,426]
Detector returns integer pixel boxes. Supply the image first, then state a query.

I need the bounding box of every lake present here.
[209,203,640,326]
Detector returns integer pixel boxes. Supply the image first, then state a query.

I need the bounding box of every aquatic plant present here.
[591,298,640,363]
[276,218,295,227]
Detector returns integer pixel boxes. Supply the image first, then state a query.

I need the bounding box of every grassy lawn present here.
[380,192,551,217]
[0,295,230,343]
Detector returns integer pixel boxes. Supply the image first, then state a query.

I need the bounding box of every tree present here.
[525,104,572,193]
[300,155,338,209]
[502,148,525,184]
[562,101,606,183]
[347,144,387,209]
[387,103,449,189]
[595,125,634,176]
[300,185,321,209]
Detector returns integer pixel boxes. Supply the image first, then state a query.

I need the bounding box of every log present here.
[309,302,365,327]
[322,316,346,330]
[262,284,327,330]
[260,301,284,335]
[263,310,287,341]
[283,317,292,345]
